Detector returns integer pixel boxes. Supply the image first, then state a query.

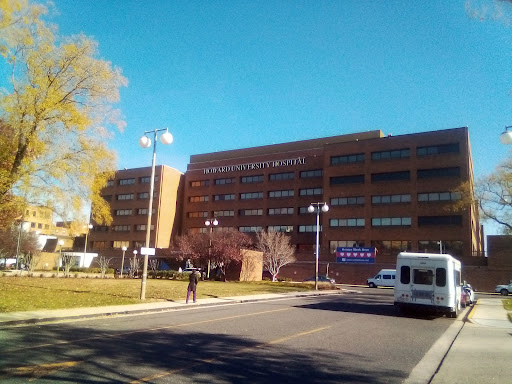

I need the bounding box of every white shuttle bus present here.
[394,252,462,318]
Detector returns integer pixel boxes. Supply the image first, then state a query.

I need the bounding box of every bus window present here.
[436,268,446,287]
[400,266,410,284]
[413,269,433,285]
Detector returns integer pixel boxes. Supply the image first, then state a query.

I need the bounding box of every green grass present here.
[0,276,313,313]
[504,299,512,322]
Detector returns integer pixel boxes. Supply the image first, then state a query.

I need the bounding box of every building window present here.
[331,153,364,165]
[239,226,262,233]
[113,240,130,249]
[135,224,154,231]
[371,148,410,161]
[117,194,134,201]
[37,223,42,229]
[298,225,321,233]
[30,222,35,228]
[371,240,412,253]
[371,171,410,182]
[102,195,112,202]
[372,194,411,204]
[213,210,234,217]
[214,194,235,201]
[417,143,460,156]
[106,180,114,187]
[140,176,159,184]
[137,192,157,200]
[418,192,462,202]
[93,226,109,232]
[297,244,315,252]
[190,180,210,187]
[240,192,263,200]
[268,207,293,215]
[329,240,364,254]
[269,172,294,181]
[330,218,365,227]
[188,211,208,218]
[119,178,135,185]
[300,169,323,178]
[239,209,263,216]
[371,217,412,227]
[93,241,109,250]
[299,188,323,196]
[418,215,462,226]
[113,225,131,232]
[116,209,133,216]
[269,189,294,198]
[268,225,293,232]
[190,195,209,202]
[241,175,264,183]
[330,175,365,185]
[214,177,235,185]
[419,240,463,257]
[137,208,155,215]
[32,211,36,217]
[331,196,364,206]
[417,167,460,179]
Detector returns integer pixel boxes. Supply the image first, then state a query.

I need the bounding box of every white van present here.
[394,252,462,318]
[367,269,396,288]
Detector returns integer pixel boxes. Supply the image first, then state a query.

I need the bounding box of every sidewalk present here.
[430,297,512,384]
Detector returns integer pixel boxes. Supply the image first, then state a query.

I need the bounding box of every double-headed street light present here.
[308,202,329,290]
[500,126,512,145]
[120,246,127,278]
[57,239,64,277]
[138,128,173,300]
[83,223,93,265]
[205,218,219,279]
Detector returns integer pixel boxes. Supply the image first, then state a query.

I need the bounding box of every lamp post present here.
[83,224,93,267]
[132,249,138,278]
[57,239,64,277]
[120,246,127,278]
[500,126,512,145]
[205,218,219,279]
[138,128,173,300]
[308,202,329,290]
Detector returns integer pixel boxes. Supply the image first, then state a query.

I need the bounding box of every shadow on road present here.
[0,319,408,383]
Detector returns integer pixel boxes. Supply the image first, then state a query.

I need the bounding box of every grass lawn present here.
[504,299,512,322]
[0,276,314,313]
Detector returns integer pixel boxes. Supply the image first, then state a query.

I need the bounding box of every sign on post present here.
[336,247,376,264]
[140,247,156,256]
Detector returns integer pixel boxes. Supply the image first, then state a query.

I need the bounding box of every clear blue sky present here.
[15,1,512,234]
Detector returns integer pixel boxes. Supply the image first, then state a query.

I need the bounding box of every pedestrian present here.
[186,268,200,303]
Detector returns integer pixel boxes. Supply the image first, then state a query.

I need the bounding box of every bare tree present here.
[130,256,141,278]
[23,251,42,272]
[149,259,160,278]
[61,253,77,277]
[256,230,296,282]
[211,231,252,281]
[97,256,112,278]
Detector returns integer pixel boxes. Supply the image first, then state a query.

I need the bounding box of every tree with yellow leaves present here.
[0,0,128,229]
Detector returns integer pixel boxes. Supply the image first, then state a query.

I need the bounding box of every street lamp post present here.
[57,239,64,277]
[500,126,512,145]
[120,246,127,278]
[308,202,329,290]
[138,128,173,300]
[205,218,219,279]
[83,224,93,267]
[132,250,138,278]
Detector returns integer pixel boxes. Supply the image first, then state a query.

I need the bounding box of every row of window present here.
[109,224,155,232]
[189,167,462,197]
[187,215,462,234]
[103,192,158,201]
[107,176,159,187]
[188,191,461,206]
[190,144,461,188]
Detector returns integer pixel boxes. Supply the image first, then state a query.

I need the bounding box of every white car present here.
[495,283,512,296]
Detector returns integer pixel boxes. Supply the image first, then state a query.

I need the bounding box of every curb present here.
[0,290,344,327]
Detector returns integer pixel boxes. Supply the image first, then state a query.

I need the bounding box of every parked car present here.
[462,283,475,304]
[303,275,335,284]
[495,282,512,296]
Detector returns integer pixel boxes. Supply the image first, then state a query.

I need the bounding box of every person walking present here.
[186,268,200,303]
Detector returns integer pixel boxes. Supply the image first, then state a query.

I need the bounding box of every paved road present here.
[0,289,455,383]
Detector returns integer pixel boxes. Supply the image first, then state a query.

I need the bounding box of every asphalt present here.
[0,290,511,384]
